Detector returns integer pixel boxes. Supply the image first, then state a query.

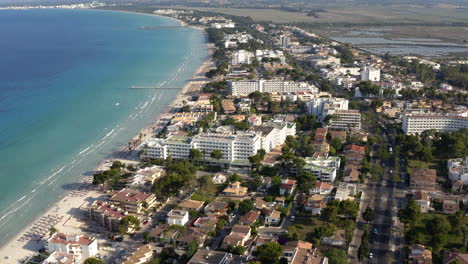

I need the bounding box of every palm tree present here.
[211,150,223,161]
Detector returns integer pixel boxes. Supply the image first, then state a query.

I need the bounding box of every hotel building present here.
[228,80,318,96]
[402,110,468,135]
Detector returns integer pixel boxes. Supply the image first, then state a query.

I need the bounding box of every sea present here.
[0,8,206,245]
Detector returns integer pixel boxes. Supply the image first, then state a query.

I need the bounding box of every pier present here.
[138,26,186,29]
[130,86,180,89]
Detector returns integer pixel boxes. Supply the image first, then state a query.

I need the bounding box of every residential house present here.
[121,244,154,264]
[343,168,360,183]
[253,197,267,210]
[222,100,237,114]
[220,181,248,198]
[334,183,357,201]
[265,210,282,226]
[46,233,98,261]
[329,130,347,142]
[42,252,79,264]
[176,227,207,248]
[166,209,189,226]
[188,249,243,264]
[310,181,333,195]
[280,179,297,196]
[177,199,205,213]
[304,195,327,215]
[320,229,347,247]
[443,252,468,264]
[193,216,219,232]
[213,172,228,184]
[452,180,464,193]
[126,165,164,191]
[282,241,328,264]
[443,200,459,214]
[239,210,261,226]
[204,201,229,216]
[222,225,251,249]
[148,224,168,242]
[344,144,365,155]
[409,244,432,264]
[410,168,437,191]
[413,191,431,213]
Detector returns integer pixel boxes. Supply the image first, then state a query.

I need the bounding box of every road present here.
[348,118,407,264]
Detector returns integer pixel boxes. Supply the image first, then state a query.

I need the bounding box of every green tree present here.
[362,206,375,223]
[186,239,198,257]
[84,258,104,264]
[399,200,421,225]
[211,150,223,161]
[253,242,283,264]
[189,148,202,162]
[325,249,349,264]
[198,175,216,200]
[331,137,343,151]
[118,215,141,234]
[314,224,337,239]
[239,199,254,214]
[228,245,247,255]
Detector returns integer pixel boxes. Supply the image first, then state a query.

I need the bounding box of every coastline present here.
[0,9,214,264]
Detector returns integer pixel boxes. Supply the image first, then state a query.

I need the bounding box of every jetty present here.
[130,86,180,89]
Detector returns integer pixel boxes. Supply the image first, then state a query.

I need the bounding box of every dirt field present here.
[156,4,468,25]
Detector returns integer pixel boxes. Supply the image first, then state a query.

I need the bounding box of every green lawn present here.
[191,192,216,203]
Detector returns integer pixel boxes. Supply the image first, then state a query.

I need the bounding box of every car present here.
[143,220,149,225]
[290,216,295,220]
[373,228,378,234]
[369,253,374,258]
[115,237,124,242]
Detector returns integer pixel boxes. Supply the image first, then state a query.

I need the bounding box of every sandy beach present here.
[0,13,214,263]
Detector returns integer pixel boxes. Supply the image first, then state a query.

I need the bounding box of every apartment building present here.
[307,97,349,120]
[361,66,380,82]
[255,49,286,64]
[296,156,341,182]
[46,233,98,260]
[249,122,296,152]
[231,50,255,65]
[307,55,341,69]
[108,189,156,214]
[402,111,468,135]
[87,201,129,232]
[448,157,468,185]
[228,80,318,96]
[329,109,362,130]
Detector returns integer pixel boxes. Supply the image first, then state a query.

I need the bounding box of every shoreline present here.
[0,9,214,263]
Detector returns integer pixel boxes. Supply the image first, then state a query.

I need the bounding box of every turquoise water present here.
[0,9,206,244]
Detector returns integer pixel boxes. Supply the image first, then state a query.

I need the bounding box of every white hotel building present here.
[402,110,468,135]
[142,123,295,165]
[228,80,318,96]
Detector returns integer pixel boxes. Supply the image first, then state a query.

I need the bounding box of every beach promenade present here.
[0,38,214,264]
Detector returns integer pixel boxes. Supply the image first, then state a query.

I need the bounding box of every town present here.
[19,8,468,264]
